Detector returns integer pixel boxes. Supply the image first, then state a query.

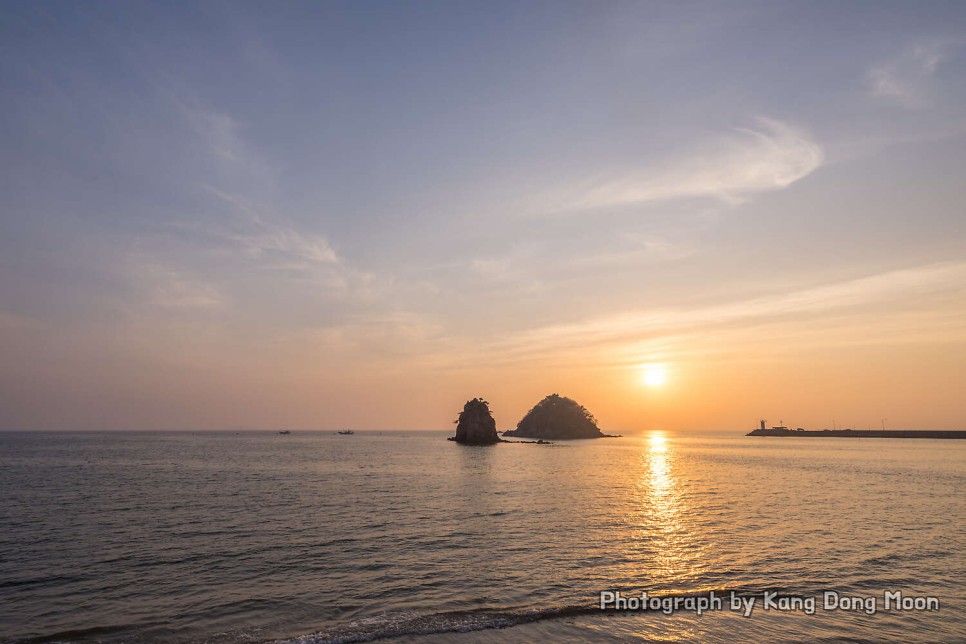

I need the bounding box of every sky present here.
[1,1,965,432]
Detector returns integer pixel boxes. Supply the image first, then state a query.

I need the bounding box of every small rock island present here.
[502,393,615,440]
[450,397,503,445]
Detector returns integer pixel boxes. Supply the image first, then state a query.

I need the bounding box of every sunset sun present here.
[641,364,668,387]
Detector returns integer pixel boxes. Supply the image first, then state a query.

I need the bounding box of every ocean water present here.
[1,430,964,643]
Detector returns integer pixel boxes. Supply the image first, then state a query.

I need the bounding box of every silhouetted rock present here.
[503,393,610,439]
[450,398,502,445]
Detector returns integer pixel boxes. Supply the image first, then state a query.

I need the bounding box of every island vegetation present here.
[502,393,616,439]
[449,398,503,445]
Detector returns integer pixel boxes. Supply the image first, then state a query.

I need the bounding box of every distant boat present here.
[278,430,291,435]
[337,430,354,435]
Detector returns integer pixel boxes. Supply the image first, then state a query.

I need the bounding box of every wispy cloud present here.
[470,256,516,281]
[131,263,226,311]
[456,262,966,367]
[570,232,700,269]
[310,311,445,355]
[167,97,281,203]
[868,39,960,108]
[239,228,340,268]
[536,118,823,215]
[465,230,698,294]
[151,100,345,276]
[174,100,250,164]
[202,187,345,275]
[152,278,224,311]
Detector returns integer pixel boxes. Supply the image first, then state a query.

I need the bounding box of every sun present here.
[640,363,667,387]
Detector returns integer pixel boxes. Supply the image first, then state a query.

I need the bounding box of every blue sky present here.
[2,1,965,430]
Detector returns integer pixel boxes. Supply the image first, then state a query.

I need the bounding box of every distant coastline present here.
[747,428,966,439]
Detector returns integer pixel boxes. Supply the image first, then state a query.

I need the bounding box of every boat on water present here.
[278,430,291,435]
[337,430,355,435]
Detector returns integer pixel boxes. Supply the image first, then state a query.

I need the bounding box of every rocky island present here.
[502,393,617,440]
[449,398,503,445]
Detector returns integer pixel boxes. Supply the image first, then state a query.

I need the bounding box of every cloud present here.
[290,311,449,365]
[153,279,224,310]
[133,263,226,311]
[199,186,392,307]
[167,98,281,200]
[570,232,700,269]
[465,231,698,294]
[537,118,823,214]
[202,186,342,272]
[154,102,345,276]
[458,261,966,367]
[471,257,514,280]
[236,228,341,270]
[868,40,959,108]
[174,100,248,163]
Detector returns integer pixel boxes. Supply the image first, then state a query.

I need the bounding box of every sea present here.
[1,430,964,643]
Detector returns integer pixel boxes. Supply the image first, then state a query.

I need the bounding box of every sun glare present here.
[641,364,667,387]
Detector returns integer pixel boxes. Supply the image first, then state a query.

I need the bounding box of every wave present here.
[276,605,591,644]
[276,586,802,644]
[14,622,157,644]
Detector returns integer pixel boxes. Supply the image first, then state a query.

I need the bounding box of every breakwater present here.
[747,428,966,439]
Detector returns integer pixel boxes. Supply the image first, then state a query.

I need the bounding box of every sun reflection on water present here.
[648,433,671,492]
[631,431,711,589]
